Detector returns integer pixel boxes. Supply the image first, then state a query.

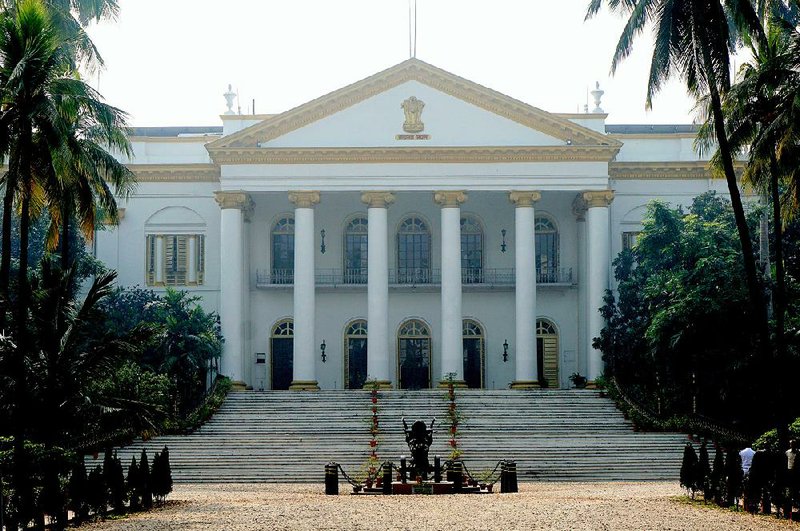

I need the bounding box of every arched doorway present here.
[397,319,431,389]
[271,319,293,390]
[462,319,484,388]
[536,319,559,388]
[344,319,368,389]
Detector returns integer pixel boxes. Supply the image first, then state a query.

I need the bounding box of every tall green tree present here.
[698,11,800,368]
[586,0,769,346]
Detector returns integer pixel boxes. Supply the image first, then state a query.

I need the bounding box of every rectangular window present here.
[146,233,205,287]
[622,231,641,251]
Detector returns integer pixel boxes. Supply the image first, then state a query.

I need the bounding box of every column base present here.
[510,380,541,390]
[289,380,320,391]
[363,380,393,390]
[438,379,467,389]
[230,381,248,391]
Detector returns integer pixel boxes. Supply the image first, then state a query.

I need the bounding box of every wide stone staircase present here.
[92,390,688,483]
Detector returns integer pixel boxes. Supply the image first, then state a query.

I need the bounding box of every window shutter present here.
[146,235,156,285]
[197,234,205,284]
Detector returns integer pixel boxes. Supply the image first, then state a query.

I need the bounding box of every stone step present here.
[96,390,688,483]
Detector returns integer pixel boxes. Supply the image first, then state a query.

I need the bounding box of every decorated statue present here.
[402,417,435,479]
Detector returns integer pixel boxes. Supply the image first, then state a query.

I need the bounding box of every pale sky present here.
[85,0,698,127]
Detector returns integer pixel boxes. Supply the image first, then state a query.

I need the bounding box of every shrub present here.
[86,465,106,517]
[151,446,173,504]
[67,460,88,522]
[709,446,725,505]
[724,449,743,507]
[126,457,140,511]
[108,452,126,513]
[138,450,152,509]
[680,443,699,497]
[698,441,711,500]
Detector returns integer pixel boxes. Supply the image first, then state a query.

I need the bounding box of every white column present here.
[362,192,395,388]
[214,191,253,387]
[584,190,614,384]
[434,191,468,387]
[509,191,541,389]
[289,191,321,390]
[573,196,588,378]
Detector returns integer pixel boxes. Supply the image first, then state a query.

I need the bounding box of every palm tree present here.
[1,0,120,67]
[46,93,134,270]
[586,0,769,345]
[699,12,800,365]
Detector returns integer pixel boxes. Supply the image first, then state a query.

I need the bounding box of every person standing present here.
[787,440,799,519]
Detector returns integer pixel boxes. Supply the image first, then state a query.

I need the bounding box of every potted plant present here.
[569,372,587,389]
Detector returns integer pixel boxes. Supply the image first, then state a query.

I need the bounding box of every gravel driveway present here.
[82,482,796,530]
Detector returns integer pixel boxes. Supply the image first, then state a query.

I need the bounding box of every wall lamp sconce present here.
[502,339,509,363]
[320,229,326,254]
[500,229,507,253]
[320,340,327,362]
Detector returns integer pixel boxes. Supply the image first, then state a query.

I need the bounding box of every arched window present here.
[343,216,368,284]
[397,319,431,389]
[462,319,484,389]
[536,319,559,389]
[344,319,368,389]
[535,217,559,283]
[461,216,483,284]
[397,216,431,284]
[271,216,294,284]
[271,319,294,390]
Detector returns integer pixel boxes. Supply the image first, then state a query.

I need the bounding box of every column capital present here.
[288,191,321,208]
[433,190,468,207]
[361,191,396,208]
[508,191,541,207]
[214,191,253,210]
[582,190,615,208]
[572,195,587,221]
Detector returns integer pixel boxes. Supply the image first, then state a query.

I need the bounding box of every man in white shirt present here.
[740,446,755,476]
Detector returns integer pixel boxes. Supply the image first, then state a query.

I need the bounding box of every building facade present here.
[97,59,732,390]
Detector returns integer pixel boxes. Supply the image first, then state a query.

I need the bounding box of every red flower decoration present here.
[370,440,377,447]
[450,426,457,435]
[450,439,457,447]
[371,397,378,404]
[372,406,377,414]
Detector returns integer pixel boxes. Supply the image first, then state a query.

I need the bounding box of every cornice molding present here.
[129,136,221,144]
[609,161,744,180]
[509,191,542,207]
[361,191,396,208]
[583,190,615,208]
[433,190,468,207]
[129,164,220,182]
[210,145,619,165]
[288,191,321,208]
[207,58,621,152]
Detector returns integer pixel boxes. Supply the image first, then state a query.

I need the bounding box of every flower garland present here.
[445,374,464,460]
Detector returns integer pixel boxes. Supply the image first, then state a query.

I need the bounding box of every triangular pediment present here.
[207,58,621,162]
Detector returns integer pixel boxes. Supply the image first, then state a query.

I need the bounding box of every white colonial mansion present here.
[97,58,734,391]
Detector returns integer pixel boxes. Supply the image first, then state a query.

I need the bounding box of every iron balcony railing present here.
[255,267,573,287]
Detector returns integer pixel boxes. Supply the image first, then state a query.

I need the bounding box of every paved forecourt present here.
[81,482,793,531]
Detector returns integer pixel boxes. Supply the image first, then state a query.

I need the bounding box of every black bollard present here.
[325,462,339,495]
[434,455,441,483]
[500,461,508,493]
[400,456,407,484]
[383,462,392,494]
[507,460,518,493]
[452,460,463,493]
